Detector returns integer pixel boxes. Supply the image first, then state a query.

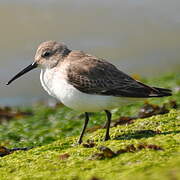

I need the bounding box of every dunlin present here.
[7,41,172,144]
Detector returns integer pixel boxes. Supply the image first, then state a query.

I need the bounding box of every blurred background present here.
[0,0,180,106]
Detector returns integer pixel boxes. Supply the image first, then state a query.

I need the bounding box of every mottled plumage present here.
[66,51,171,98]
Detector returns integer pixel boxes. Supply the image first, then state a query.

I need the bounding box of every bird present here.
[7,41,172,144]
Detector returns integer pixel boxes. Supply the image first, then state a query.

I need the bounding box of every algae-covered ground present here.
[0,73,180,180]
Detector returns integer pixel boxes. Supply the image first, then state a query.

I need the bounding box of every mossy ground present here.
[0,73,180,180]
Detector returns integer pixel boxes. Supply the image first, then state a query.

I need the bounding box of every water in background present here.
[0,0,180,106]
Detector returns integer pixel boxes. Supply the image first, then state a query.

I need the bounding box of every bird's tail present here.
[151,87,172,97]
[136,81,172,98]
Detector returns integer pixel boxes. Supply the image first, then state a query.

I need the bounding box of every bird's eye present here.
[42,51,52,58]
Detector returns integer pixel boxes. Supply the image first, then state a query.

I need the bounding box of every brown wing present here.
[67,53,171,98]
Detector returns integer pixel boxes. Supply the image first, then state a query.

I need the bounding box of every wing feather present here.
[67,53,171,98]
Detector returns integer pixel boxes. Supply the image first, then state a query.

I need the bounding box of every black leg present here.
[77,112,89,144]
[104,110,112,141]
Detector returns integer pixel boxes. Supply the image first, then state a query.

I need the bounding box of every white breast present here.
[40,68,135,112]
[40,69,56,98]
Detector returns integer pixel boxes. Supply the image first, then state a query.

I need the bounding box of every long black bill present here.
[6,62,38,85]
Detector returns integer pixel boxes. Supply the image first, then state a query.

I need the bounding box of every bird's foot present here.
[104,135,111,141]
[71,139,82,147]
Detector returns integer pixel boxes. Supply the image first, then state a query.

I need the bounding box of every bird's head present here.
[6,40,70,85]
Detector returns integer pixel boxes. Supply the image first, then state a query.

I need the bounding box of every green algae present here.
[0,73,179,180]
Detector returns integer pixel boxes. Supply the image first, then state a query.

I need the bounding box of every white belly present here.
[40,69,135,112]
